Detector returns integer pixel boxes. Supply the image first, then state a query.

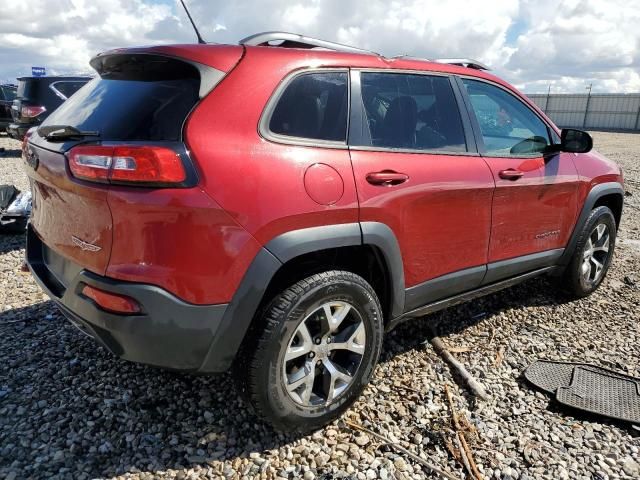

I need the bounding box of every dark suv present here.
[24,33,624,432]
[0,84,17,132]
[8,76,90,139]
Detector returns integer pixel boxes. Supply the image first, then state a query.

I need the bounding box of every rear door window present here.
[462,79,551,156]
[41,55,201,142]
[354,72,467,152]
[267,71,349,142]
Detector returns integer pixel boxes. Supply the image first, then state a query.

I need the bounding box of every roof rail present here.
[433,58,490,70]
[239,31,377,55]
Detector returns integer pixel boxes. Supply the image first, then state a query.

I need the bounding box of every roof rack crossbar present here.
[433,58,490,70]
[239,31,376,55]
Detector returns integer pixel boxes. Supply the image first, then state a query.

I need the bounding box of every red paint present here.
[105,186,262,305]
[483,153,581,262]
[350,150,494,286]
[24,42,624,307]
[28,144,113,275]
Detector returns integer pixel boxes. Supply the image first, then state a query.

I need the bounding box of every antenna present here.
[179,0,206,44]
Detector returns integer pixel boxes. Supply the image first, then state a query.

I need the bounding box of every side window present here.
[269,71,348,142]
[462,79,551,156]
[50,81,87,100]
[355,72,466,152]
[4,87,16,101]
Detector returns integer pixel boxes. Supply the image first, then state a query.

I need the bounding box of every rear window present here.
[41,55,201,142]
[268,71,349,142]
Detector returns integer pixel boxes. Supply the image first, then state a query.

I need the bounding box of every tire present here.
[562,206,617,298]
[234,270,383,433]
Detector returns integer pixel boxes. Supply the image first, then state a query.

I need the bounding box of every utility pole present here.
[582,83,592,128]
[544,84,551,114]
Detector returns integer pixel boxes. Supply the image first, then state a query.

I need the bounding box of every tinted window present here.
[462,79,550,156]
[2,86,17,101]
[50,81,87,99]
[42,56,200,142]
[17,80,33,99]
[269,72,348,142]
[355,73,466,151]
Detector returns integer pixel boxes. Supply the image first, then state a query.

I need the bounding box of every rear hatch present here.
[25,46,242,275]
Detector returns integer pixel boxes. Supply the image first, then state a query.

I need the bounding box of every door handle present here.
[366,170,409,186]
[498,168,524,180]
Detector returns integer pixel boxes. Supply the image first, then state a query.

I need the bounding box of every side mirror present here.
[561,128,593,153]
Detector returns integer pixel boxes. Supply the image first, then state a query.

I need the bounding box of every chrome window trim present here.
[348,68,473,155]
[457,75,559,158]
[49,81,87,101]
[49,80,69,102]
[259,68,351,150]
[354,68,450,77]
[349,144,479,156]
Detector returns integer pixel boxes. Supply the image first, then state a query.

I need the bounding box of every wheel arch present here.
[559,181,624,266]
[198,222,404,373]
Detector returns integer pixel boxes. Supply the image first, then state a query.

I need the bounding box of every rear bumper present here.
[26,225,231,372]
[7,123,29,139]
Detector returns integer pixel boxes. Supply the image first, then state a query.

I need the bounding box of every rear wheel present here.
[562,206,616,298]
[235,271,383,433]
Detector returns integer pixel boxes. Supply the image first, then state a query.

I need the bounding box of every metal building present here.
[527,93,640,131]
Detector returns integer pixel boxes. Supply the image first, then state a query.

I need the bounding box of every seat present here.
[380,96,418,148]
[288,95,322,138]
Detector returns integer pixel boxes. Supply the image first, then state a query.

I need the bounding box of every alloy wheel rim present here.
[282,301,366,407]
[581,223,610,284]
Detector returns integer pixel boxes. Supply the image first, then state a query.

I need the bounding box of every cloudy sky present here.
[1,0,639,93]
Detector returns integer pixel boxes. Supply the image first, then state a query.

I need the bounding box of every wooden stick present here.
[430,334,490,401]
[445,385,483,480]
[345,421,459,480]
[458,432,483,480]
[454,432,472,476]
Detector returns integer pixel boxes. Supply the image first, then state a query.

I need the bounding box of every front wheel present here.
[235,271,383,433]
[562,206,617,298]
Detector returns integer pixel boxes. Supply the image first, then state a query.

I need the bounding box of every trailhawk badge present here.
[71,235,102,252]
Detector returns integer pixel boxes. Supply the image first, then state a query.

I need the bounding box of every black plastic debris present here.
[525,360,640,424]
[0,184,18,209]
[0,185,31,233]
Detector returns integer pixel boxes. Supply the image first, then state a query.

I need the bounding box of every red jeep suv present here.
[24,32,624,432]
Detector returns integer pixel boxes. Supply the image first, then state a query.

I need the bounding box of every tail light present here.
[81,284,141,314]
[68,145,186,185]
[21,129,33,157]
[21,105,46,118]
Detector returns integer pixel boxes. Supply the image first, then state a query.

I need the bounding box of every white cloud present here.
[0,0,639,93]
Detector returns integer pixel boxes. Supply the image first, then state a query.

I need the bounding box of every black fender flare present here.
[198,221,404,372]
[558,181,624,266]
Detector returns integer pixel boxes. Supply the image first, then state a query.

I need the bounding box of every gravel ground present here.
[0,131,639,480]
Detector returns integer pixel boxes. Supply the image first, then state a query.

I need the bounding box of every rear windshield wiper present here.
[38,125,100,141]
